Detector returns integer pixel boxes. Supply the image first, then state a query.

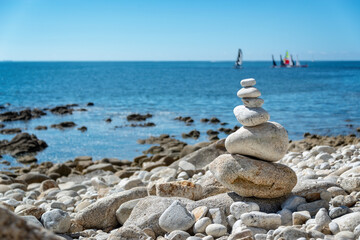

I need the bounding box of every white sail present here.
[296,55,300,67]
[234,49,243,68]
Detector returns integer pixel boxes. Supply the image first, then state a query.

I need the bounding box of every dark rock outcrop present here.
[0,133,48,157]
[0,108,46,122]
[51,121,76,130]
[0,128,22,135]
[127,113,152,121]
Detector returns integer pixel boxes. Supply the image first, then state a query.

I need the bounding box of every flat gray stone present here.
[233,105,270,127]
[242,98,264,108]
[240,78,256,87]
[237,87,261,98]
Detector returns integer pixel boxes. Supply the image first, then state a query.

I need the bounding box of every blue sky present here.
[0,0,359,61]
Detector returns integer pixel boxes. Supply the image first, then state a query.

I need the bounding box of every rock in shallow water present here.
[225,122,288,162]
[233,105,270,127]
[209,154,297,198]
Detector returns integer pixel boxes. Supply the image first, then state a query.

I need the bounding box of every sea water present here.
[0,61,359,167]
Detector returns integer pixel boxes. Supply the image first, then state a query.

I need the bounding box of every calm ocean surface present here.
[0,61,359,167]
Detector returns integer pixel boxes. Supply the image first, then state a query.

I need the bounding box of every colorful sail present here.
[283,51,291,65]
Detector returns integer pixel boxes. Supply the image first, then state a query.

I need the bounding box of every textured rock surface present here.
[124,196,193,236]
[209,154,297,198]
[75,187,148,229]
[159,200,195,232]
[156,180,203,200]
[225,122,288,162]
[241,211,281,230]
[41,209,71,233]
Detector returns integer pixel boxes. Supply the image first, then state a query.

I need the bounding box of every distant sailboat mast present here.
[234,49,243,68]
[296,55,300,67]
[280,55,285,67]
[272,55,277,67]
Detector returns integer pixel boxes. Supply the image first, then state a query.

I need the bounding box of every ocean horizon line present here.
[1,60,360,63]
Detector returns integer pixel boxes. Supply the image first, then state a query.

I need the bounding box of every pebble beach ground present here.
[1,78,360,240]
[1,136,360,240]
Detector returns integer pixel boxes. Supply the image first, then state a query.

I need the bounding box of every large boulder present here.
[124,196,193,236]
[225,122,288,162]
[209,154,297,198]
[170,139,227,170]
[75,187,148,229]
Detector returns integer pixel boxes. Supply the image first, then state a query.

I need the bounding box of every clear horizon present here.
[1,0,359,61]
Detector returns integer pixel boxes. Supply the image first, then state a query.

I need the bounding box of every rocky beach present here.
[1,78,360,240]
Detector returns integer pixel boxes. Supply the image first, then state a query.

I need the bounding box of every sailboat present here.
[273,51,308,68]
[272,55,277,67]
[234,49,243,69]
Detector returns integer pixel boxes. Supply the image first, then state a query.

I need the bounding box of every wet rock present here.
[175,116,194,125]
[0,108,46,122]
[77,126,87,132]
[127,113,152,121]
[0,133,48,157]
[182,130,200,139]
[35,125,48,130]
[50,105,74,115]
[51,121,76,129]
[17,155,37,164]
[0,128,22,135]
[128,122,155,127]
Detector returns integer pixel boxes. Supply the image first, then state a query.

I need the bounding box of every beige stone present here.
[209,154,297,198]
[156,180,203,200]
[225,121,288,162]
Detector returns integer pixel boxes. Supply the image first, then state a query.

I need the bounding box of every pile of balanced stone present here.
[209,78,298,198]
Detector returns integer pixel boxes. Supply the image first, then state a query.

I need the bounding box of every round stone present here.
[41,209,71,233]
[209,154,297,198]
[242,98,264,108]
[237,87,261,98]
[225,121,288,162]
[205,224,227,238]
[240,78,256,87]
[233,105,270,127]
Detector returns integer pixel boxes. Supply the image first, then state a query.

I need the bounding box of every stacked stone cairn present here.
[209,78,297,198]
